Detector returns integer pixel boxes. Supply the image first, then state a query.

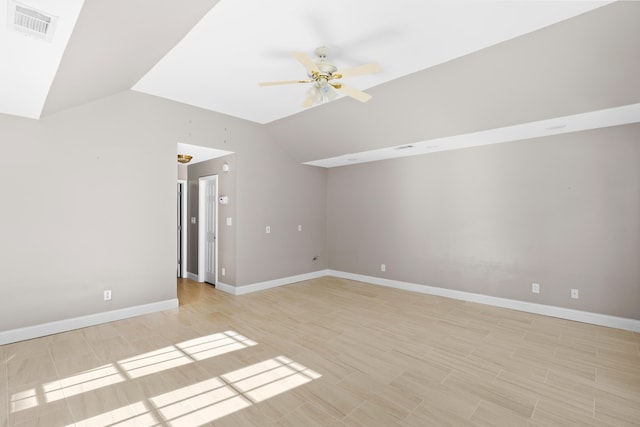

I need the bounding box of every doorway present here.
[198,175,218,285]
[177,180,187,278]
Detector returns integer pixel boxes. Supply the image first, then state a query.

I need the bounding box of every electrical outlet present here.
[298,225,302,231]
[104,290,112,301]
[571,289,579,299]
[221,267,226,276]
[531,283,540,294]
[265,226,271,234]
[381,264,386,272]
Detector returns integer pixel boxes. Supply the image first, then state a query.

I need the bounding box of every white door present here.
[177,182,182,277]
[199,175,217,285]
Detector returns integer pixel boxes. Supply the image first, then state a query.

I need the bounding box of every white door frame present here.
[198,175,218,283]
[177,180,188,278]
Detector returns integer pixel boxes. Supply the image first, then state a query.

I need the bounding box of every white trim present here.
[218,270,330,296]
[327,270,640,333]
[214,281,235,295]
[198,175,218,284]
[0,299,179,345]
[186,271,200,281]
[177,180,188,278]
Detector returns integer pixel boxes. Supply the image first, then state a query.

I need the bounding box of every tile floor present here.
[1,277,639,426]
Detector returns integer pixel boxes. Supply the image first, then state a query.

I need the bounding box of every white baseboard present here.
[6,270,636,344]
[218,270,331,296]
[186,272,199,281]
[214,281,235,294]
[0,299,179,345]
[327,270,640,333]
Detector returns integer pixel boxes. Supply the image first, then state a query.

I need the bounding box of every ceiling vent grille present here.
[7,1,58,41]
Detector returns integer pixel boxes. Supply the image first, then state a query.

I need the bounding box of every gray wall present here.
[327,124,640,320]
[0,89,328,332]
[177,163,188,180]
[166,102,329,288]
[0,92,177,331]
[235,136,328,286]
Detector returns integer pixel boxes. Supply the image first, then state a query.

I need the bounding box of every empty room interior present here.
[1,1,639,426]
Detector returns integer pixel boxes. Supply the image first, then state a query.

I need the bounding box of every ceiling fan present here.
[259,46,382,107]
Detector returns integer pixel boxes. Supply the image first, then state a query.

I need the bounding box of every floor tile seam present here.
[339,398,368,421]
[398,396,425,422]
[529,398,541,422]
[467,398,484,421]
[271,399,315,424]
[2,353,8,421]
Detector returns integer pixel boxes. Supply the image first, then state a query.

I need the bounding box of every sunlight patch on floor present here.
[9,388,38,412]
[44,364,125,401]
[11,331,257,413]
[55,356,321,426]
[71,401,158,427]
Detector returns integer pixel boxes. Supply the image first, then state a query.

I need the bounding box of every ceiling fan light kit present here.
[177,154,193,164]
[259,46,381,107]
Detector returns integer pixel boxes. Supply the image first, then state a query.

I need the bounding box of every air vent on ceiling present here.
[7,1,58,42]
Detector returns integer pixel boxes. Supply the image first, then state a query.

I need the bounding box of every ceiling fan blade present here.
[336,83,372,103]
[339,62,382,78]
[259,79,312,86]
[292,51,318,73]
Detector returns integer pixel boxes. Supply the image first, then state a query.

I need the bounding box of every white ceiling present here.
[132,0,613,124]
[0,0,84,119]
[3,0,638,168]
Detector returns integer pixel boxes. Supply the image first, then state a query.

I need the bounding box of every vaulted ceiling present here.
[2,0,639,166]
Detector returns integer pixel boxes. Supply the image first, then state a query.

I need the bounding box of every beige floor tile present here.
[547,369,640,404]
[276,402,345,427]
[64,385,132,424]
[336,370,423,419]
[210,403,277,427]
[7,353,57,389]
[467,348,548,382]
[8,396,72,427]
[512,345,597,381]
[335,349,405,385]
[594,393,640,427]
[292,350,354,385]
[117,374,174,404]
[344,400,407,427]
[47,330,92,362]
[110,318,155,341]
[3,277,640,427]
[80,323,122,344]
[295,378,365,420]
[533,399,615,427]
[51,351,102,379]
[89,335,138,363]
[469,399,535,427]
[443,371,537,419]
[251,388,307,422]
[404,400,479,427]
[1,375,8,427]
[494,370,594,415]
[3,339,51,362]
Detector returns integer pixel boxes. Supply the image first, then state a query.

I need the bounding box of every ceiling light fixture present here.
[177,154,193,164]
